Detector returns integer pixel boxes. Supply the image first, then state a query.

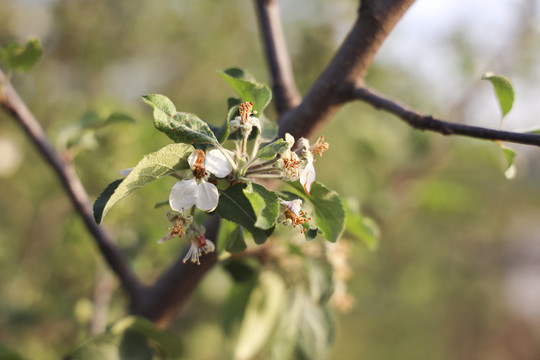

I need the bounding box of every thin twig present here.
[0,69,143,300]
[254,0,301,114]
[352,86,540,146]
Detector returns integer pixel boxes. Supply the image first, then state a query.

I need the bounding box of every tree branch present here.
[278,0,415,140]
[0,70,143,300]
[254,0,301,114]
[352,86,540,146]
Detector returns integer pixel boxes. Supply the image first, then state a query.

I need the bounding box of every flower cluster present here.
[153,101,329,265]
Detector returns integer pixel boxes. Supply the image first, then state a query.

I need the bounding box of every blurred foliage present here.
[2,0,540,359]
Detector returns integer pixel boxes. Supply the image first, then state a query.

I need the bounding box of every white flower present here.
[297,136,328,195]
[169,149,232,212]
[183,234,215,265]
[278,199,311,232]
[230,101,261,135]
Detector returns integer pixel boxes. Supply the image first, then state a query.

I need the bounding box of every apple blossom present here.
[169,149,232,212]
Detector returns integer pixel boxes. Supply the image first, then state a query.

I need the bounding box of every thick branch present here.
[352,86,540,146]
[278,0,415,140]
[0,70,142,299]
[255,0,301,114]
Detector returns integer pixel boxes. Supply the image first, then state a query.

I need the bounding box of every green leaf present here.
[221,261,259,338]
[0,38,43,72]
[256,138,289,160]
[103,112,136,126]
[234,271,286,360]
[271,288,334,360]
[143,94,218,145]
[218,68,272,114]
[243,183,279,230]
[482,72,515,118]
[94,143,193,223]
[216,184,273,244]
[495,142,517,179]
[344,203,380,250]
[289,181,345,243]
[65,316,182,360]
[217,219,247,254]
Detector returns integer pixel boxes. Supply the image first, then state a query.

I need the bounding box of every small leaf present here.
[0,38,43,72]
[94,143,193,223]
[217,219,247,254]
[256,138,289,160]
[495,141,517,179]
[218,68,272,114]
[216,184,273,244]
[243,183,279,230]
[289,181,345,242]
[482,72,515,118]
[93,179,123,224]
[104,112,136,126]
[143,94,219,145]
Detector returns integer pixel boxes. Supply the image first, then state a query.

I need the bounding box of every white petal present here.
[205,149,232,178]
[250,116,261,134]
[202,239,215,253]
[195,180,219,212]
[285,133,295,148]
[188,150,205,169]
[169,178,198,211]
[300,160,316,195]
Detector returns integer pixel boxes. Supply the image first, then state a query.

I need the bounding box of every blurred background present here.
[2,0,540,359]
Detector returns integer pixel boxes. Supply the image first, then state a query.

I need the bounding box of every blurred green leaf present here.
[216,219,247,254]
[344,203,380,250]
[218,68,272,114]
[234,271,286,360]
[0,38,42,72]
[94,143,192,223]
[216,184,273,244]
[271,287,334,360]
[57,111,134,152]
[65,316,182,360]
[481,72,515,118]
[0,343,27,360]
[243,182,279,230]
[289,181,345,242]
[143,94,218,145]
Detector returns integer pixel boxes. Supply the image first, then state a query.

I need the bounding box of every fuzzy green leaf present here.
[94,143,192,223]
[256,138,289,160]
[143,94,218,145]
[216,184,273,244]
[289,181,345,242]
[344,203,380,250]
[0,38,42,72]
[243,183,279,230]
[482,72,515,118]
[218,68,272,114]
